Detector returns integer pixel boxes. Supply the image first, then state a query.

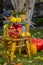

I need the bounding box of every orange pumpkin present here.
[30,43,37,55]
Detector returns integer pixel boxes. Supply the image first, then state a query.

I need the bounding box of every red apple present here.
[17,25,22,31]
[16,29,19,33]
[14,35,18,39]
[9,32,18,39]
[8,26,14,30]
[13,22,19,29]
[18,25,22,28]
[8,32,14,37]
[11,34,14,38]
[14,31,19,36]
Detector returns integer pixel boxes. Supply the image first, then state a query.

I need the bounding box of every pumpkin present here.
[30,43,37,55]
[31,38,43,51]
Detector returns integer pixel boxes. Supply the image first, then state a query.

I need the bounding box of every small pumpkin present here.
[30,43,37,55]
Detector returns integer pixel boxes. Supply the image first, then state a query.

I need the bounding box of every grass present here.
[30,28,43,38]
[13,51,43,65]
[0,28,43,65]
[13,53,43,65]
[0,51,43,65]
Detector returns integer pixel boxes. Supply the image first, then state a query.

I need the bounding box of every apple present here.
[17,25,22,35]
[13,22,19,29]
[9,33,18,39]
[8,31,14,37]
[8,26,14,30]
[14,35,18,39]
[16,29,19,33]
[17,25,22,31]
[10,34,14,38]
[14,31,19,36]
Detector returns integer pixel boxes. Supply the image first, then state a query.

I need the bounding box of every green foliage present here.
[30,28,43,38]
[0,30,3,36]
[32,18,43,26]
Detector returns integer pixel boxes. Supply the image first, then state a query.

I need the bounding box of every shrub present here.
[32,18,43,26]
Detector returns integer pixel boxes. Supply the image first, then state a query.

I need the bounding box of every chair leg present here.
[10,41,16,62]
[25,40,31,58]
[18,41,22,55]
[2,40,8,58]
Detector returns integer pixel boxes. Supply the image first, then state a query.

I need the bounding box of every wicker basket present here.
[4,24,22,39]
